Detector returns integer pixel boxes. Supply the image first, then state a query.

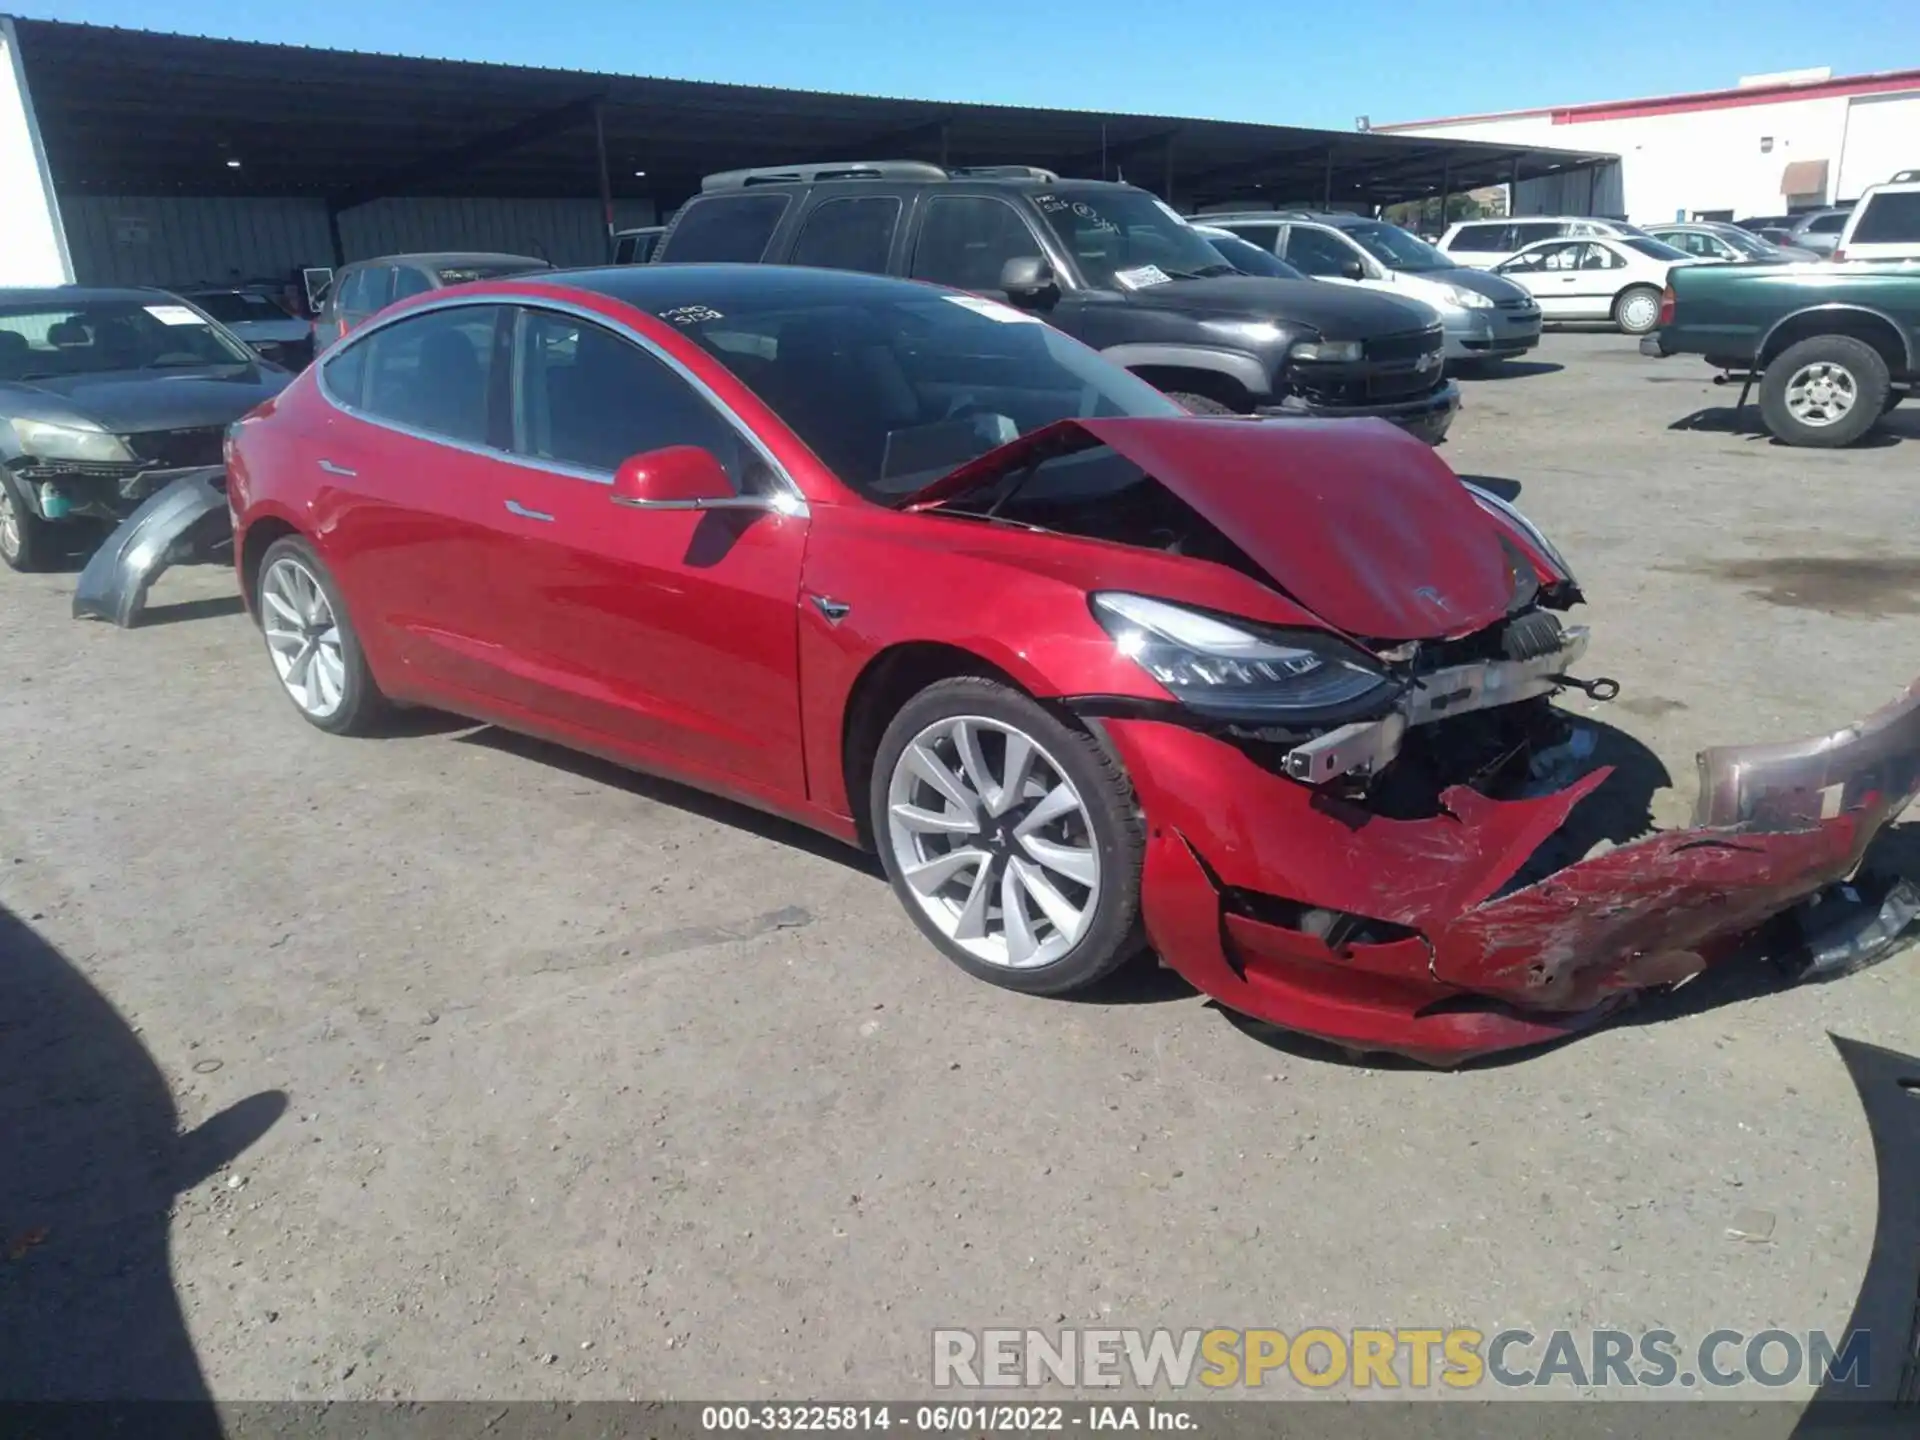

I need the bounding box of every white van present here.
[1436,216,1654,269]
[1834,182,1920,264]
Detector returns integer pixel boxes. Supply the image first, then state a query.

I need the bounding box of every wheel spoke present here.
[952,860,996,941]
[1019,834,1098,887]
[1000,863,1039,966]
[990,732,1035,817]
[891,802,978,836]
[311,651,341,710]
[902,847,988,897]
[905,742,979,818]
[263,588,303,626]
[285,639,316,691]
[950,719,996,805]
[1012,858,1087,944]
[1014,782,1081,837]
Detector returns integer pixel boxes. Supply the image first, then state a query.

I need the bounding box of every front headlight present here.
[1290,338,1363,363]
[1092,592,1394,719]
[12,418,135,464]
[1441,283,1494,310]
[1462,484,1578,585]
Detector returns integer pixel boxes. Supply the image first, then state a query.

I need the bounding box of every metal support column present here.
[1323,148,1334,207]
[593,100,615,261]
[1163,132,1176,206]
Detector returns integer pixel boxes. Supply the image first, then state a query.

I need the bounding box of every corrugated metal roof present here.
[15,19,1616,209]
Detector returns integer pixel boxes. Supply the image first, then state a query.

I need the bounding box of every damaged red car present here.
[226,265,1920,1064]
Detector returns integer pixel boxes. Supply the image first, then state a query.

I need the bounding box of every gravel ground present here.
[1,330,1915,1406]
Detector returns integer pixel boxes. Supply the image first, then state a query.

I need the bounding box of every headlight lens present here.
[1290,338,1363,362]
[1463,484,1577,585]
[1092,592,1393,718]
[1441,283,1494,310]
[12,418,134,463]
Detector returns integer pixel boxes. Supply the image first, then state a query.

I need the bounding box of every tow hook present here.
[1554,674,1621,703]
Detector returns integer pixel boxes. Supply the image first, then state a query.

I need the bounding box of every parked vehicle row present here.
[215,259,1920,1064]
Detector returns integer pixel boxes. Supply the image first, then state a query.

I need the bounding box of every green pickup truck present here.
[1642,261,1918,447]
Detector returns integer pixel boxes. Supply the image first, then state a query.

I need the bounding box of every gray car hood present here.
[2,364,288,436]
[1118,274,1440,340]
[1429,266,1533,304]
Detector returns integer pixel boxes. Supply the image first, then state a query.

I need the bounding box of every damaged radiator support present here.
[1283,627,1591,783]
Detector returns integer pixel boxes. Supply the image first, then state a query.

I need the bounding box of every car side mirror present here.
[611,446,761,511]
[1339,258,1367,281]
[999,256,1056,304]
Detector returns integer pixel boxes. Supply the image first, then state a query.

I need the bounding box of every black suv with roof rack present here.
[652,161,1458,443]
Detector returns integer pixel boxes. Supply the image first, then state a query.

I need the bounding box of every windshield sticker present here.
[1111,264,1173,291]
[145,304,208,326]
[943,295,1042,324]
[659,304,724,325]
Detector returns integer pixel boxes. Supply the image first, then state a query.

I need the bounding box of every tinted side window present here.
[1852,192,1920,242]
[660,194,791,263]
[1808,213,1848,234]
[910,197,1045,292]
[789,197,903,275]
[1446,224,1505,253]
[1511,222,1566,247]
[353,306,500,446]
[349,266,394,317]
[1219,222,1281,252]
[510,308,750,482]
[1284,226,1360,276]
[390,266,433,301]
[321,337,367,406]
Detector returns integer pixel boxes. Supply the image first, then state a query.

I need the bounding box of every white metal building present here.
[1378,66,1920,223]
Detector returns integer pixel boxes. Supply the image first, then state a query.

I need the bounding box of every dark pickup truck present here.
[1642,261,1918,447]
[652,161,1460,443]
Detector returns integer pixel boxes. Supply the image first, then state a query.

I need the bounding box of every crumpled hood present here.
[2,365,288,436]
[1117,274,1442,338]
[906,415,1519,641]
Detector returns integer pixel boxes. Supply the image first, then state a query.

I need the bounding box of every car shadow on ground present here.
[1455,473,1523,501]
[1454,360,1564,381]
[1670,403,1918,448]
[456,725,885,876]
[135,594,248,627]
[0,903,286,1407]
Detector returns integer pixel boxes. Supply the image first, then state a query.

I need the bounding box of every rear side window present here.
[1445,224,1507,253]
[1284,226,1361,276]
[345,266,393,318]
[660,194,791,263]
[390,266,433,301]
[1851,192,1920,242]
[339,305,502,446]
[509,308,751,482]
[789,197,903,275]
[1511,222,1566,247]
[1807,213,1849,234]
[1219,222,1281,252]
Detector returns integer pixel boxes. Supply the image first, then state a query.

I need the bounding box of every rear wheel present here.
[255,535,389,735]
[1613,285,1662,335]
[871,677,1144,995]
[1165,392,1237,416]
[0,476,53,573]
[1758,335,1890,448]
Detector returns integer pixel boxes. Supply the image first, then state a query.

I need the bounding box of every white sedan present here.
[1492,235,1698,334]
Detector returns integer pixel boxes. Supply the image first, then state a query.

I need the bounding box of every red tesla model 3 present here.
[225,264,1919,1064]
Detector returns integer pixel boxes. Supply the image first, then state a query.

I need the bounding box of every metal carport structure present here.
[4,17,1618,284]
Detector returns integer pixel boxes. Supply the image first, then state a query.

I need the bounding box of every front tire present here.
[871,676,1144,995]
[1758,335,1890,448]
[0,475,54,573]
[255,535,388,735]
[1613,285,1662,335]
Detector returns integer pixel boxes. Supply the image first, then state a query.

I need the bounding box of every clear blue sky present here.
[20,0,1920,129]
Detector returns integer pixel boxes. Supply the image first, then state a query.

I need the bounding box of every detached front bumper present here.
[1260,379,1460,446]
[1104,678,1920,1065]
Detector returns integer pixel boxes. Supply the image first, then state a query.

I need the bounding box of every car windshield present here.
[1032,189,1237,287]
[0,298,254,380]
[1340,221,1455,273]
[1714,228,1777,258]
[663,288,1184,501]
[1198,231,1306,280]
[1625,237,1691,262]
[188,291,292,323]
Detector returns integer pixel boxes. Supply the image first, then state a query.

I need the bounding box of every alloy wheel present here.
[261,556,349,719]
[1784,362,1857,428]
[885,715,1101,970]
[0,485,19,562]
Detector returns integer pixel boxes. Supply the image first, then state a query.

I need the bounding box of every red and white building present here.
[1378,66,1920,223]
